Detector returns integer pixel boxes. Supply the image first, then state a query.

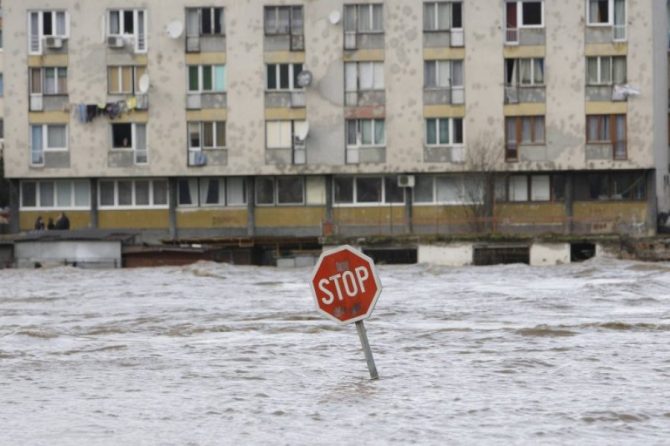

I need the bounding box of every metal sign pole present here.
[355,320,379,380]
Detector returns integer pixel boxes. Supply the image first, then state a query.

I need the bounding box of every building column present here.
[646,169,657,235]
[89,178,98,229]
[565,173,574,235]
[8,180,20,234]
[168,177,178,240]
[404,185,413,234]
[246,176,255,237]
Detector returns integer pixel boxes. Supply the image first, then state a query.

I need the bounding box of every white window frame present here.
[346,119,386,147]
[187,65,226,93]
[20,180,91,210]
[425,118,464,147]
[266,63,303,91]
[332,176,405,207]
[98,179,168,209]
[188,121,226,150]
[177,177,247,208]
[412,175,481,205]
[28,10,70,55]
[31,124,69,152]
[254,176,305,207]
[424,60,463,88]
[111,123,148,165]
[345,61,385,92]
[345,4,384,33]
[507,1,544,29]
[587,0,613,26]
[107,66,145,95]
[264,5,303,35]
[506,58,545,87]
[107,9,148,53]
[423,1,462,32]
[30,67,68,95]
[586,55,625,86]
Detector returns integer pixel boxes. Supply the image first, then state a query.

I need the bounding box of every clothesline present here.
[75,96,142,123]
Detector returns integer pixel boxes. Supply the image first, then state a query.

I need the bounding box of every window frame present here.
[254,176,305,206]
[332,176,406,207]
[187,121,227,150]
[107,9,148,53]
[266,63,304,91]
[187,64,226,93]
[107,65,146,95]
[264,5,304,36]
[424,59,464,89]
[587,0,613,26]
[20,179,91,210]
[346,119,386,148]
[505,58,545,87]
[425,117,464,146]
[586,55,626,86]
[30,124,69,155]
[423,1,463,32]
[28,10,70,55]
[98,179,168,209]
[344,4,385,34]
[586,114,627,159]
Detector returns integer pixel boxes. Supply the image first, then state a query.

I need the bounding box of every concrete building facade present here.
[2,0,669,242]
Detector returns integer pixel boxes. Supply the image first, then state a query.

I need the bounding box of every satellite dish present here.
[295,121,310,140]
[166,21,184,39]
[139,74,151,94]
[329,10,341,25]
[296,70,313,88]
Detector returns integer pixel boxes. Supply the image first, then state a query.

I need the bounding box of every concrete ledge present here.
[418,243,473,266]
[529,243,570,266]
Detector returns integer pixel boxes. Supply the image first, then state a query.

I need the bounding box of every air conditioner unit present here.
[344,31,357,50]
[44,37,64,49]
[290,91,306,108]
[30,95,44,112]
[290,34,305,51]
[107,36,125,48]
[186,93,202,110]
[397,175,415,188]
[188,150,207,166]
[135,94,149,110]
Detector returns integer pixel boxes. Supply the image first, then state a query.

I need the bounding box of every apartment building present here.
[2,0,668,241]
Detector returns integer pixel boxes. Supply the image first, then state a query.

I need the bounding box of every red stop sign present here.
[310,245,382,325]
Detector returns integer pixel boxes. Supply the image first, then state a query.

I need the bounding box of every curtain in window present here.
[74,181,90,207]
[531,176,550,201]
[439,119,450,145]
[436,176,460,203]
[519,59,532,85]
[346,120,358,145]
[120,67,132,93]
[214,66,225,91]
[612,57,626,84]
[47,125,66,148]
[203,122,214,147]
[343,5,356,32]
[58,68,67,94]
[201,179,222,205]
[374,120,385,145]
[438,61,451,87]
[614,115,626,159]
[109,11,120,34]
[277,7,290,34]
[226,178,246,205]
[31,126,43,164]
[600,57,612,84]
[186,9,200,36]
[424,3,436,31]
[451,61,464,86]
[216,122,226,147]
[135,181,150,205]
[30,12,40,52]
[521,118,532,143]
[509,176,528,202]
[359,63,374,90]
[359,5,371,32]
[40,182,55,207]
[424,61,436,88]
[426,119,437,145]
[345,63,358,91]
[44,69,56,95]
[533,59,544,84]
[31,68,42,94]
[371,5,383,31]
[586,58,599,85]
[291,7,303,34]
[534,117,545,143]
[56,181,71,207]
[56,12,66,36]
[178,179,197,206]
[437,3,451,30]
[505,59,517,85]
[361,120,373,145]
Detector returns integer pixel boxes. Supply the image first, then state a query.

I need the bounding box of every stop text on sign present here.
[317,266,369,305]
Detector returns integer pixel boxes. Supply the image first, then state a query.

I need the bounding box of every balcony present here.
[423,87,464,106]
[186,92,227,110]
[265,91,305,109]
[504,27,545,46]
[423,29,464,48]
[504,85,545,104]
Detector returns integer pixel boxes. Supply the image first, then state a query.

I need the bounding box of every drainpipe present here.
[89,178,98,229]
[565,173,574,235]
[168,177,178,240]
[8,179,19,234]
[246,176,255,237]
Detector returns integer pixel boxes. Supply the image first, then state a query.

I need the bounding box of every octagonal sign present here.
[310,245,382,325]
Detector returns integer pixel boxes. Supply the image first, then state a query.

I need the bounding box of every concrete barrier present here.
[529,243,570,266]
[418,244,473,266]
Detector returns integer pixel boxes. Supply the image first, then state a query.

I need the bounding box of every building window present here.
[28,10,69,54]
[346,119,385,147]
[264,6,303,35]
[413,175,482,205]
[586,114,626,159]
[345,61,385,92]
[177,177,246,207]
[254,176,304,206]
[99,179,167,208]
[107,9,147,52]
[333,176,405,205]
[30,124,68,165]
[424,60,463,88]
[186,7,224,36]
[587,0,625,25]
[266,63,303,91]
[423,2,462,31]
[494,174,563,203]
[188,65,226,92]
[505,116,545,161]
[586,56,626,85]
[188,122,226,150]
[20,180,90,209]
[506,1,543,28]
[344,4,384,33]
[29,67,68,95]
[574,172,645,201]
[425,118,463,146]
[505,58,544,86]
[0,74,3,97]
[111,123,148,163]
[107,66,146,94]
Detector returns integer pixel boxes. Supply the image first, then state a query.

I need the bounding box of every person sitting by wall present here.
[34,216,45,231]
[47,217,55,230]
[54,212,70,230]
